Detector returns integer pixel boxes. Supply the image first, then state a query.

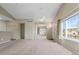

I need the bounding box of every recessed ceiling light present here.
[47,23,52,28]
[40,16,45,22]
[40,18,44,22]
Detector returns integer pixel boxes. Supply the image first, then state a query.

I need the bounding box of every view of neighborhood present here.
[61,13,79,40]
[63,28,79,39]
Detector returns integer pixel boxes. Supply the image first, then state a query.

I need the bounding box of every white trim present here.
[64,12,79,22]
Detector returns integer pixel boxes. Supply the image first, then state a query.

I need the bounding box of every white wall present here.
[25,22,35,40]
[46,27,52,40]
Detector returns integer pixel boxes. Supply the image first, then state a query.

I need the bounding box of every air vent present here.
[24,19,33,22]
[27,20,33,22]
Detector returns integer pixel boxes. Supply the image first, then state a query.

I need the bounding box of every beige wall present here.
[53,3,79,54]
[0,21,6,31]
[0,6,19,43]
[0,21,11,43]
[0,21,20,44]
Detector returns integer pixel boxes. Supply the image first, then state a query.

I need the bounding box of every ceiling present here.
[0,3,62,22]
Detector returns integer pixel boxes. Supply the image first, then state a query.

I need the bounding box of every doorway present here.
[35,23,47,40]
[20,23,25,39]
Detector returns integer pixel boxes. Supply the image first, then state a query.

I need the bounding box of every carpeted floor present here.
[0,39,74,55]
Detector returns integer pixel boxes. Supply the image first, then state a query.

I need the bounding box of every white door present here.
[25,22,35,40]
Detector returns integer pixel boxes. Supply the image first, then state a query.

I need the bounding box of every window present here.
[59,12,79,40]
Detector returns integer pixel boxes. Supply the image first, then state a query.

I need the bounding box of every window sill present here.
[64,38,79,43]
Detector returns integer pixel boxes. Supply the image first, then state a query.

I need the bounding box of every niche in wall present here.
[37,26,47,36]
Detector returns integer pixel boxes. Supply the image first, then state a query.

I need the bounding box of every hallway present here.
[0,39,73,55]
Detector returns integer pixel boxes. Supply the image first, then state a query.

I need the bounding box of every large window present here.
[59,12,79,40]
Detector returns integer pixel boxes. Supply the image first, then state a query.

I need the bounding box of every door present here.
[25,22,35,40]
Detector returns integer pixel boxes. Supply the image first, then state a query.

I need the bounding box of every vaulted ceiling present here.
[0,3,62,22]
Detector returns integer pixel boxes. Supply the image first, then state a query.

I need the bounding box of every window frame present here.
[59,10,79,42]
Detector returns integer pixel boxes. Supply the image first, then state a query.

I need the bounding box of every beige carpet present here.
[0,39,73,55]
